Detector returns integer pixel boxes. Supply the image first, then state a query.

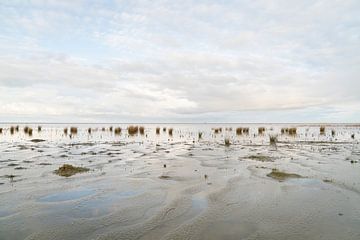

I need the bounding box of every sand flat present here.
[0,124,360,240]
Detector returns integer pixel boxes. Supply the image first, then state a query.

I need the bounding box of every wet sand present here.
[0,124,360,240]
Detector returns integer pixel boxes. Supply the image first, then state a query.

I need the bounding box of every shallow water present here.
[0,123,360,239]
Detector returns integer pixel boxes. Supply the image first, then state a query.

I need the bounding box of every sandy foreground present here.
[0,124,360,240]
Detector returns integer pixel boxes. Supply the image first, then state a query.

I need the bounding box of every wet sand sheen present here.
[0,124,360,240]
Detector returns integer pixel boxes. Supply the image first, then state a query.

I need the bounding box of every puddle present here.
[191,194,208,212]
[39,188,95,202]
[0,209,16,218]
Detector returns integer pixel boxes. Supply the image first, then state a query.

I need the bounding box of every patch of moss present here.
[30,139,45,143]
[267,168,302,181]
[247,155,273,162]
[54,164,89,177]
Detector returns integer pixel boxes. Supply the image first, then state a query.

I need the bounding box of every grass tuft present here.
[139,126,145,135]
[267,168,302,181]
[38,126,42,132]
[54,164,89,177]
[320,126,325,135]
[64,128,68,135]
[70,127,78,135]
[168,128,173,136]
[156,127,160,134]
[258,127,265,134]
[236,127,243,135]
[114,127,121,135]
[224,138,231,146]
[128,126,139,135]
[269,135,277,145]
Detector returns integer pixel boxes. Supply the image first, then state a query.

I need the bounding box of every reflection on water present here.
[0,124,360,239]
[39,188,95,202]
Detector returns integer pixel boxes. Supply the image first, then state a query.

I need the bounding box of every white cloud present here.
[0,0,359,122]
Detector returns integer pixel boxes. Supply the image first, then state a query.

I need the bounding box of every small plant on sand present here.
[139,126,145,135]
[64,128,68,135]
[0,128,2,134]
[70,127,78,135]
[267,168,302,181]
[242,128,249,134]
[10,126,15,134]
[114,127,121,135]
[88,128,92,134]
[168,128,173,136]
[102,127,106,131]
[163,127,166,132]
[351,134,355,139]
[198,132,203,139]
[258,127,265,135]
[15,126,19,132]
[28,128,33,136]
[156,127,160,134]
[109,126,113,132]
[128,125,139,135]
[236,127,243,135]
[38,126,42,132]
[54,164,89,177]
[320,126,325,135]
[24,126,29,134]
[289,127,297,136]
[331,130,335,137]
[224,138,231,146]
[269,135,277,145]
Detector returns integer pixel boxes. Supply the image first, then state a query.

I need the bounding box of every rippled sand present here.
[0,124,360,240]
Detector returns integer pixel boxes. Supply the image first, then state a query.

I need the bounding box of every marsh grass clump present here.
[163,127,166,132]
[198,132,203,139]
[10,126,15,134]
[88,128,92,134]
[320,126,325,135]
[28,128,33,136]
[289,127,297,136]
[247,155,273,162]
[109,126,113,132]
[54,164,89,177]
[168,128,173,136]
[102,127,106,131]
[24,126,29,134]
[267,168,302,181]
[269,135,277,145]
[114,127,121,135]
[156,127,160,134]
[331,130,335,137]
[64,128,68,135]
[128,125,139,135]
[258,127,265,135]
[351,134,355,139]
[242,128,249,134]
[236,127,243,135]
[70,127,78,135]
[224,138,231,146]
[139,126,145,135]
[0,128,2,134]
[38,126,42,132]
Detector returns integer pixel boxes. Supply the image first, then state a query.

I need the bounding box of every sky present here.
[0,0,359,123]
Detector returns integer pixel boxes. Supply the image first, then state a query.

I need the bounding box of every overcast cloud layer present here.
[0,0,359,123]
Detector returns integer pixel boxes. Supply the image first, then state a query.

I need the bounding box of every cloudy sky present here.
[0,0,359,123]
